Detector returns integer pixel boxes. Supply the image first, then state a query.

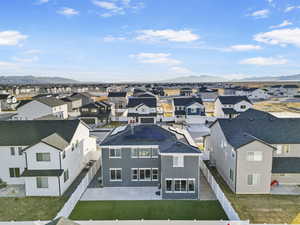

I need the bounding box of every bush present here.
[0,178,7,189]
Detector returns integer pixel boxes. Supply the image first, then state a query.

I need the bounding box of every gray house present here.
[100,124,201,199]
[205,109,300,194]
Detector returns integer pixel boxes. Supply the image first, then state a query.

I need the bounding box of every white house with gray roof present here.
[0,120,98,196]
[100,124,201,199]
[205,109,300,194]
[214,96,252,118]
[13,97,68,120]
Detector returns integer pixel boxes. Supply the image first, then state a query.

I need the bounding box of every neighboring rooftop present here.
[127,97,157,108]
[108,92,127,97]
[217,96,251,105]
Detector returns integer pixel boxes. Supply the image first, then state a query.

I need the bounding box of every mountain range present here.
[0,76,78,85]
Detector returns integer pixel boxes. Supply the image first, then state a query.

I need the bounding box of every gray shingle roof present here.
[108,92,127,97]
[272,157,300,173]
[217,116,300,149]
[0,120,80,146]
[218,96,251,105]
[36,97,67,107]
[21,169,64,177]
[173,97,203,106]
[127,97,157,108]
[101,125,200,154]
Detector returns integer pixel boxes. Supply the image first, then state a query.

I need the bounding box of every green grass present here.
[0,197,67,221]
[205,161,300,224]
[70,200,228,220]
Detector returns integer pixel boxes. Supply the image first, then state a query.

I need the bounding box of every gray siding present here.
[236,141,273,194]
[102,147,160,187]
[160,155,199,199]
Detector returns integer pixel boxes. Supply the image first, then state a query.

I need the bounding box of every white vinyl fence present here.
[200,160,241,221]
[55,160,100,219]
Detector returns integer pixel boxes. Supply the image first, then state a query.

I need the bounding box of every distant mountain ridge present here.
[0,76,78,84]
[159,74,300,83]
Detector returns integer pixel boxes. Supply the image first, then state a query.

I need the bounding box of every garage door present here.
[140,117,154,124]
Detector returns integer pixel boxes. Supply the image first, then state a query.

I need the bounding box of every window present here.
[229,169,234,181]
[36,153,51,162]
[139,149,152,158]
[283,144,290,154]
[9,168,20,177]
[247,173,260,185]
[247,151,263,161]
[64,170,69,183]
[188,179,195,192]
[152,148,158,158]
[109,149,121,158]
[10,147,15,156]
[276,145,282,154]
[174,179,187,192]
[166,179,172,192]
[132,169,138,181]
[75,140,79,148]
[240,105,246,109]
[110,168,122,181]
[71,143,75,151]
[173,155,184,167]
[36,177,48,188]
[62,151,66,159]
[152,168,158,181]
[18,147,22,156]
[131,149,139,158]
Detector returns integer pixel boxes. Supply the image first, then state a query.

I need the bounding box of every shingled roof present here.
[127,97,157,108]
[217,96,251,105]
[173,97,203,106]
[101,125,200,154]
[0,120,80,146]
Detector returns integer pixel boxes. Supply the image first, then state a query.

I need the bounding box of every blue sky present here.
[1,0,300,82]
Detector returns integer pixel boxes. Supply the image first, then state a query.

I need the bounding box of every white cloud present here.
[250,9,270,19]
[254,28,300,47]
[57,7,79,16]
[269,20,293,29]
[103,36,126,42]
[136,29,199,42]
[240,57,288,66]
[92,1,121,11]
[170,66,191,74]
[0,30,28,46]
[12,56,39,63]
[285,5,300,12]
[130,53,181,65]
[226,44,262,51]
[0,61,19,68]
[23,49,42,55]
[37,0,49,4]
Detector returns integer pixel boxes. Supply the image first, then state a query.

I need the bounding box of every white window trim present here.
[165,178,173,193]
[131,168,138,181]
[173,178,188,193]
[109,168,122,182]
[139,168,152,181]
[109,148,122,159]
[173,155,184,168]
[247,151,263,162]
[152,168,159,181]
[165,178,195,193]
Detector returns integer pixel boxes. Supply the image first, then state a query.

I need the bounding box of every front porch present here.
[81,186,162,201]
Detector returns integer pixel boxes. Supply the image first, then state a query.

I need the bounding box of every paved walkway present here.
[271,184,300,195]
[81,186,162,201]
[199,171,217,200]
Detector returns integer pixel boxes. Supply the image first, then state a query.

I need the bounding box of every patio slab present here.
[81,186,162,201]
[271,184,300,195]
[0,184,25,197]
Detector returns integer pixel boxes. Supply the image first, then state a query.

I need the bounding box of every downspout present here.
[235,150,238,193]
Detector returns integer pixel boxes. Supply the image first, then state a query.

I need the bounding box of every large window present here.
[131,148,159,159]
[109,149,121,158]
[247,173,260,185]
[9,168,20,177]
[110,168,122,181]
[36,177,48,188]
[131,168,159,181]
[173,155,184,167]
[36,153,51,162]
[247,151,263,161]
[166,178,195,193]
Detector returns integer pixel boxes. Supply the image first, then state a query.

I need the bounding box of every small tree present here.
[0,178,7,189]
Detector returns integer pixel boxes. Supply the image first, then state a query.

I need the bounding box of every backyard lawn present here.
[0,197,67,221]
[70,200,228,220]
[205,161,300,224]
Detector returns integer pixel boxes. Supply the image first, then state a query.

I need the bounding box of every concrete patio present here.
[0,184,25,197]
[271,184,300,195]
[81,186,162,201]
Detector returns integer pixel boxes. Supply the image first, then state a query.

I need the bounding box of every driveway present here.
[81,186,162,201]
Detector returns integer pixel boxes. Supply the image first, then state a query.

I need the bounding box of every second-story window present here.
[247,151,263,161]
[10,147,15,156]
[36,153,51,162]
[18,147,22,156]
[109,148,121,158]
[173,155,184,167]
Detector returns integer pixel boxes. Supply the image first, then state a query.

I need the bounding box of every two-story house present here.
[79,101,111,124]
[214,96,252,118]
[108,92,128,122]
[13,97,68,120]
[173,97,205,123]
[127,97,157,124]
[100,124,201,199]
[0,120,98,196]
[205,109,300,194]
